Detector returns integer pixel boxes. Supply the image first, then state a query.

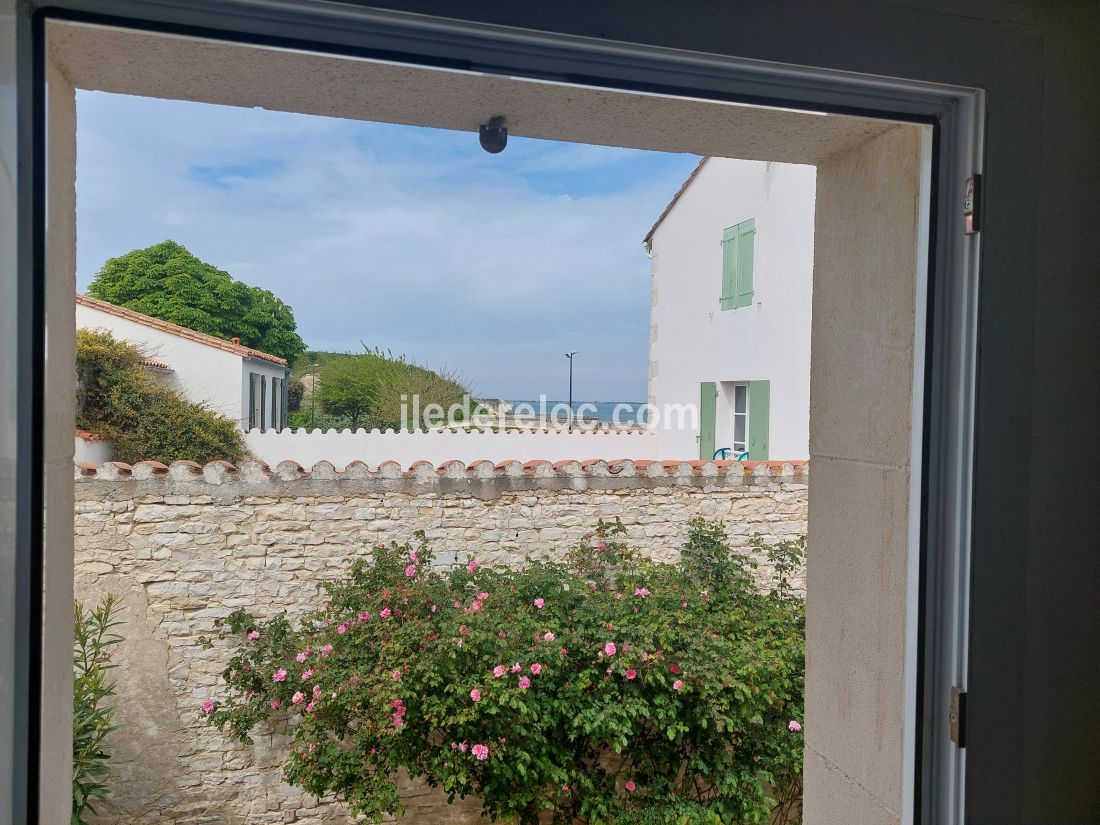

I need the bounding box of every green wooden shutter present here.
[260,375,267,433]
[248,374,256,430]
[748,380,770,460]
[720,226,737,310]
[735,219,755,309]
[699,382,717,460]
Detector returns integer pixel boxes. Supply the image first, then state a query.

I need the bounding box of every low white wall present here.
[245,428,659,467]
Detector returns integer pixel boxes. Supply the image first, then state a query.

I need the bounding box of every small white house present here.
[76,293,290,432]
[645,157,816,461]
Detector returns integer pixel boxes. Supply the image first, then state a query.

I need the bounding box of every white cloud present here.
[76,91,698,399]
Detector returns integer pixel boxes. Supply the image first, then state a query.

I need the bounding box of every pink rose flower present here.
[534,598,545,608]
[454,601,462,609]
[633,587,651,598]
[409,549,418,562]
[380,607,392,619]
[359,611,371,622]
[625,779,636,792]
[493,665,507,678]
[459,741,468,753]
[673,679,684,691]
[296,651,309,664]
[466,560,479,574]
[543,631,555,641]
[477,592,489,600]
[270,699,281,710]
[789,720,802,732]
[392,669,402,680]
[470,600,483,613]
[560,648,568,655]
[510,663,522,673]
[518,676,532,689]
[470,689,482,702]
[301,668,315,681]
[604,642,617,656]
[273,669,287,682]
[530,663,542,675]
[292,691,305,705]
[337,624,347,635]
[392,713,404,727]
[201,699,215,714]
[247,630,260,640]
[305,701,315,713]
[670,663,681,674]
[625,669,637,680]
[321,644,333,656]
[405,565,417,577]
[471,743,489,761]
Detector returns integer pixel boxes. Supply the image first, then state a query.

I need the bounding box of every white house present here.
[645,157,816,461]
[76,293,290,432]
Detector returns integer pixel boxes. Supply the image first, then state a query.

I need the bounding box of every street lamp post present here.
[564,351,577,432]
[310,363,319,429]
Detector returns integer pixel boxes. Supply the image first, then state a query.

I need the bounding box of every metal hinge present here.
[964,175,982,235]
[949,686,967,748]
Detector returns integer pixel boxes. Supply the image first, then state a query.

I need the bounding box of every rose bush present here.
[207,520,805,824]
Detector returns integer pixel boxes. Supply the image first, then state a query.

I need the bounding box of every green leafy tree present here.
[76,329,248,464]
[73,595,124,825]
[88,240,306,363]
[313,353,391,429]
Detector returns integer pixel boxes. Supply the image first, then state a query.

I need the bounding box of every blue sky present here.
[75,92,700,401]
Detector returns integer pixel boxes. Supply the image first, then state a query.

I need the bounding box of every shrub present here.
[73,595,124,825]
[206,521,805,824]
[76,329,248,464]
[303,348,475,431]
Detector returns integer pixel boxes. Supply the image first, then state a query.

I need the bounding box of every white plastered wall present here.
[75,303,247,424]
[44,21,925,825]
[803,125,922,825]
[42,56,76,825]
[648,158,816,460]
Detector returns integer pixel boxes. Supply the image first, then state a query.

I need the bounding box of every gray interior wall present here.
[345,3,1100,821]
[0,1,22,821]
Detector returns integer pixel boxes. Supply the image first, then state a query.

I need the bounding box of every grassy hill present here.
[289,348,480,431]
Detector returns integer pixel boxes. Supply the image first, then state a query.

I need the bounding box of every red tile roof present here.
[76,293,287,366]
[74,428,110,442]
[642,156,709,249]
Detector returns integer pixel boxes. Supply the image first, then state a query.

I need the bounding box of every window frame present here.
[731,381,749,454]
[5,6,985,824]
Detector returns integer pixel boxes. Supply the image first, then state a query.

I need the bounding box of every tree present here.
[311,348,474,431]
[88,240,307,363]
[313,353,390,430]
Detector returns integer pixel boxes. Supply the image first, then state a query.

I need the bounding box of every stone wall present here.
[73,458,808,824]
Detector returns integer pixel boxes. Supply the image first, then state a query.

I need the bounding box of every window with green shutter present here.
[720,218,756,310]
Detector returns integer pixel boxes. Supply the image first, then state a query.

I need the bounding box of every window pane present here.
[734,384,747,413]
[734,414,746,444]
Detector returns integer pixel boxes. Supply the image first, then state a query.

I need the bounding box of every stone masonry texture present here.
[73,459,808,824]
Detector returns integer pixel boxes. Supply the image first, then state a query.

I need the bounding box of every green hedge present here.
[76,329,248,465]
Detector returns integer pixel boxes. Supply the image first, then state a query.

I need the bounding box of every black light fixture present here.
[479,115,508,154]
